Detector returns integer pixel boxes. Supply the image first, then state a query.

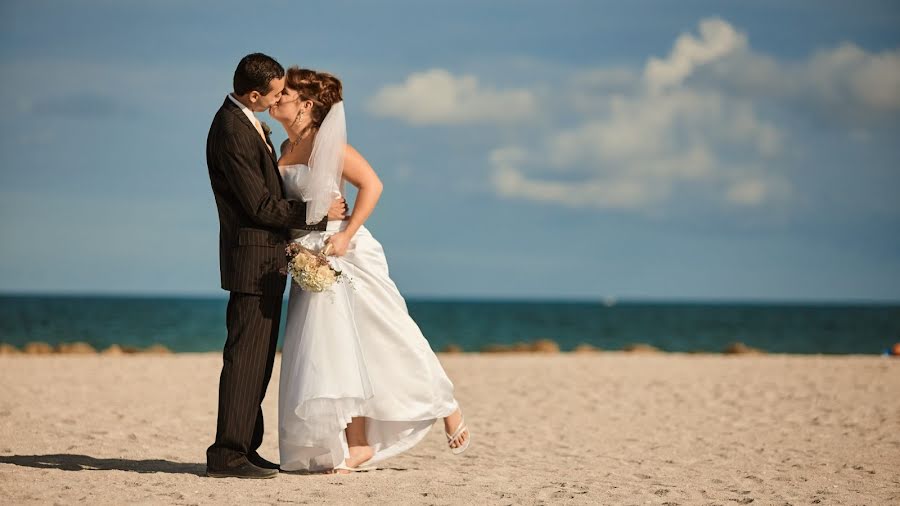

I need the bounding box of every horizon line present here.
[0,291,898,306]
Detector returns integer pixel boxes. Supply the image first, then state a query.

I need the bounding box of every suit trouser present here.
[206,292,282,469]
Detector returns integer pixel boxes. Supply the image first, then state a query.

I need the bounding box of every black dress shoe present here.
[248,452,280,471]
[207,461,278,479]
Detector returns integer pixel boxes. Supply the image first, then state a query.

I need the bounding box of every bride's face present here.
[270,87,313,127]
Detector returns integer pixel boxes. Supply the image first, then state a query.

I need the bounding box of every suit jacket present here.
[206,97,327,295]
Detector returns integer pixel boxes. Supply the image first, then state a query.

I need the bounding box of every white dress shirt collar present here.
[227,93,260,128]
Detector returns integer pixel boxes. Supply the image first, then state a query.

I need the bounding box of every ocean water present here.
[0,295,898,354]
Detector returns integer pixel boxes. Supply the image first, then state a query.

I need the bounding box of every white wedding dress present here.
[277,163,459,472]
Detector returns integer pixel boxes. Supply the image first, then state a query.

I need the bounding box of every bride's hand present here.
[325,232,351,257]
[328,197,348,220]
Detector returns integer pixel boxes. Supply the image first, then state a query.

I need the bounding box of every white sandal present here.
[445,415,471,455]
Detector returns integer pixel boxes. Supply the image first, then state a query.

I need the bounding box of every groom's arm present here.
[216,131,325,231]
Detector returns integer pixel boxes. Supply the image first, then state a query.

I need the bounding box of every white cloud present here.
[492,165,659,210]
[802,43,900,123]
[367,68,537,125]
[644,17,747,92]
[492,18,787,211]
[700,42,900,125]
[726,179,768,206]
[368,17,896,215]
[490,16,900,211]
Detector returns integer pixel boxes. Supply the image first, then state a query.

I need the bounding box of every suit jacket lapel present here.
[221,98,284,194]
[223,98,276,161]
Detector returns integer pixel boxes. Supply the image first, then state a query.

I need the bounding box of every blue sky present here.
[0,0,898,301]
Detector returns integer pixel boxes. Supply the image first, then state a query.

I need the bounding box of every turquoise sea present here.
[0,295,898,354]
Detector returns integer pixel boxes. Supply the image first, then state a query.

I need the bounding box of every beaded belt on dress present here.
[289,220,348,239]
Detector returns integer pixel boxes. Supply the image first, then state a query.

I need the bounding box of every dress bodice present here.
[278,163,345,201]
[278,163,310,200]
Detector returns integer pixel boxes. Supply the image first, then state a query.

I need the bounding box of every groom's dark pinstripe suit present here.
[205,97,327,470]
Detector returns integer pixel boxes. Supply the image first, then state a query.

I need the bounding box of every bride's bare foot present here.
[331,445,374,474]
[333,417,375,474]
[444,408,469,450]
[346,444,374,467]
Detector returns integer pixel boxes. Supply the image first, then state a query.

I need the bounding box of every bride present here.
[269,67,470,474]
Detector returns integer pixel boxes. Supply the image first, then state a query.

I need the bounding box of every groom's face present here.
[248,76,285,112]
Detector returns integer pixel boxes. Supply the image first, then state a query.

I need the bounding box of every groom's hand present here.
[328,197,348,220]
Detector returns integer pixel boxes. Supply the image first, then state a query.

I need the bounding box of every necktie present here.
[251,118,272,153]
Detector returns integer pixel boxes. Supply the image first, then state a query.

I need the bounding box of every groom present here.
[205,53,346,479]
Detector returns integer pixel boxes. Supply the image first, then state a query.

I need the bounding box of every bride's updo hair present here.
[285,67,343,129]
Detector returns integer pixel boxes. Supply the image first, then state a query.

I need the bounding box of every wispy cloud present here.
[698,42,900,126]
[644,18,748,92]
[491,18,789,212]
[370,17,898,215]
[367,68,537,125]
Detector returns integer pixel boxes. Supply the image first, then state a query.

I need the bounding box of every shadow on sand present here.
[0,454,205,476]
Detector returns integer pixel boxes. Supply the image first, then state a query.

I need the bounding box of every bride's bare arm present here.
[325,144,382,255]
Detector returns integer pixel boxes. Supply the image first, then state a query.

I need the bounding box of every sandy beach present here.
[0,352,897,505]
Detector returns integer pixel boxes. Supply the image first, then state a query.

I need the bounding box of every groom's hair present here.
[233,53,285,96]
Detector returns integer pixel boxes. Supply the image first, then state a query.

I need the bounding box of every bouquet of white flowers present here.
[285,242,343,292]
